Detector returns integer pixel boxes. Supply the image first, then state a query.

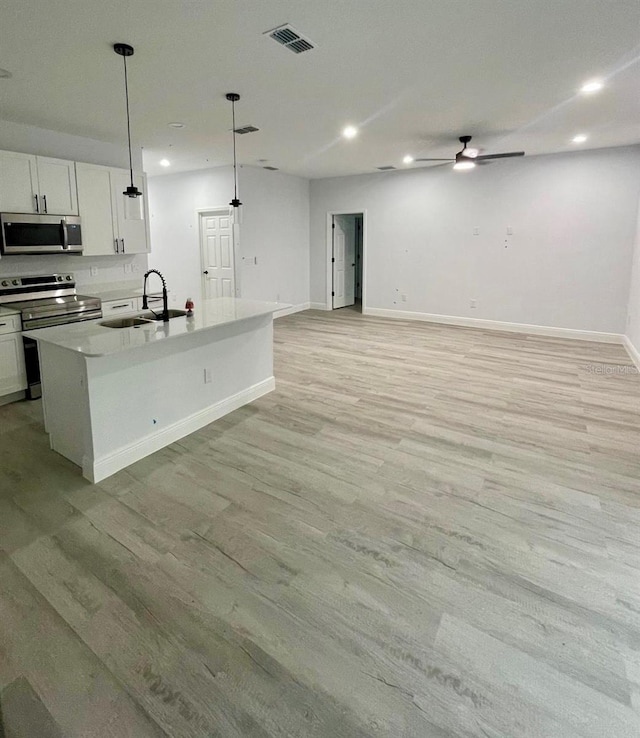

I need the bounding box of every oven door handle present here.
[60,219,69,250]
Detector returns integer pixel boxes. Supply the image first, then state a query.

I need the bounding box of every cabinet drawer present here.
[101,299,137,315]
[0,314,22,335]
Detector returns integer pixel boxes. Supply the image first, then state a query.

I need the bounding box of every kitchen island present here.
[24,298,282,482]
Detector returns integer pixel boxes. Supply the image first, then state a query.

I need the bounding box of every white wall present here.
[310,145,640,335]
[625,201,640,364]
[0,119,147,288]
[0,119,142,170]
[147,166,235,307]
[148,166,310,309]
[239,166,310,308]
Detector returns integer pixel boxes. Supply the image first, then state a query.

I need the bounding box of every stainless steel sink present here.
[139,309,188,321]
[100,317,152,329]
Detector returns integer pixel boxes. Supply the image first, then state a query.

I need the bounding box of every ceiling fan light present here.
[453,160,476,171]
[580,79,603,94]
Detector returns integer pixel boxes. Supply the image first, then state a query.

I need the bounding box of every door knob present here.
[203,270,209,274]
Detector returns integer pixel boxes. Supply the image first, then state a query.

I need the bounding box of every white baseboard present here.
[274,302,310,318]
[85,377,275,483]
[363,307,624,344]
[623,335,640,370]
[0,389,26,407]
[310,302,330,310]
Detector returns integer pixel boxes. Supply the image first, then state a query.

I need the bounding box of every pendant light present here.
[114,43,142,198]
[226,92,242,224]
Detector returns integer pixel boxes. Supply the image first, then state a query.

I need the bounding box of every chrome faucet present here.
[142,269,169,322]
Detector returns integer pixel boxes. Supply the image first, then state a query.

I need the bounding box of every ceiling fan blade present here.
[475,151,525,161]
[414,158,455,162]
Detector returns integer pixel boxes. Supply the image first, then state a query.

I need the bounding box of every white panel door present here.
[112,170,150,254]
[201,212,235,298]
[332,215,356,309]
[36,156,78,215]
[0,333,27,395]
[0,151,39,213]
[76,163,118,255]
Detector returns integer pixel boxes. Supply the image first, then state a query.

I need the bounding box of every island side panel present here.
[84,313,274,482]
[38,342,93,469]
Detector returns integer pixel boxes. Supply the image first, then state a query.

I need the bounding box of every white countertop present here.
[79,282,152,302]
[24,298,285,357]
[0,305,20,316]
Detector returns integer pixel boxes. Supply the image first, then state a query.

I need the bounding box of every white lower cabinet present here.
[0,331,27,396]
[76,163,150,256]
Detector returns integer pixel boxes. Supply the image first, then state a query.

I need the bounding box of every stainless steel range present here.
[0,273,102,399]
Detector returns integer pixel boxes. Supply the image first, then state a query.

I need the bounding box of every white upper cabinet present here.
[75,163,118,257]
[111,170,150,254]
[76,163,150,256]
[0,151,39,213]
[0,150,78,215]
[36,157,78,215]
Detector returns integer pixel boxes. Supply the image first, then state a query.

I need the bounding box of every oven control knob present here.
[12,280,19,285]
[66,276,72,281]
[1,280,7,287]
[57,276,63,281]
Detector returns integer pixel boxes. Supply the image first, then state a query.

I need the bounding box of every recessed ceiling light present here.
[342,125,358,139]
[580,79,603,94]
[572,134,588,144]
[0,69,12,79]
[403,155,414,164]
[168,122,185,129]
[159,158,171,167]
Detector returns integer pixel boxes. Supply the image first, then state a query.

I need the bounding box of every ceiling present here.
[1,0,639,178]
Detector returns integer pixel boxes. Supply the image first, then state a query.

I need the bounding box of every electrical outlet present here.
[401,294,407,302]
[204,368,213,384]
[124,263,132,274]
[90,266,98,277]
[473,227,480,235]
[132,262,140,272]
[276,293,280,302]
[470,299,477,308]
[506,226,513,235]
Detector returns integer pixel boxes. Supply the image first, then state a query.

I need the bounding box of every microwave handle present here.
[34,194,39,213]
[60,219,69,250]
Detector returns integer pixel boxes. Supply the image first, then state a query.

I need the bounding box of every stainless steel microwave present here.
[0,213,83,255]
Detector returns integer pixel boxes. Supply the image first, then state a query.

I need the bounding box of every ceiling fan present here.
[415,135,525,170]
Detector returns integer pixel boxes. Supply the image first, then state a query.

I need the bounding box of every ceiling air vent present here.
[263,166,279,171]
[377,166,396,171]
[265,24,316,54]
[234,125,259,135]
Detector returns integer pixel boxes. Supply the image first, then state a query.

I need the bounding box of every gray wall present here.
[310,145,640,334]
[148,166,310,308]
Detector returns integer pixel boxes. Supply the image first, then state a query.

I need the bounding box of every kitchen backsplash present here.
[0,253,149,288]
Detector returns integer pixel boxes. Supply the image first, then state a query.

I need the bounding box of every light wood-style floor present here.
[1,308,640,737]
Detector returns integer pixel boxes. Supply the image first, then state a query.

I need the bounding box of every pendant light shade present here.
[226,92,243,223]
[114,43,142,198]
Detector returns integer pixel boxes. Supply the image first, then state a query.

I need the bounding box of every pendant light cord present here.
[231,98,238,200]
[122,55,134,188]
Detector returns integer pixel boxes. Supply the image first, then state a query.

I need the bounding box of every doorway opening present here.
[198,208,238,300]
[330,212,364,311]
